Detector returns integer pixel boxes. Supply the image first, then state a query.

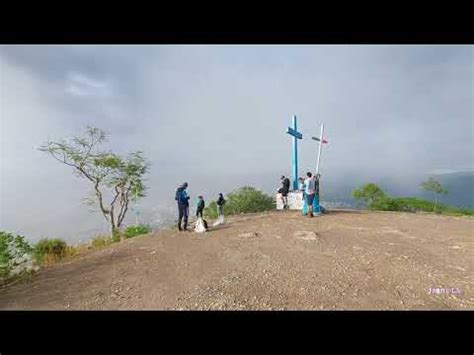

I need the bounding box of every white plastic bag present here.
[194,218,207,233]
[212,215,224,227]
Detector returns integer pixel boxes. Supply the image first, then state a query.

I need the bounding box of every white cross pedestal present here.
[276,191,305,210]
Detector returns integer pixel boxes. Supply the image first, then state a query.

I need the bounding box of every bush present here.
[0,231,34,283]
[123,224,152,239]
[370,197,404,211]
[204,186,275,219]
[33,238,68,265]
[112,229,123,243]
[352,183,387,209]
[91,235,115,249]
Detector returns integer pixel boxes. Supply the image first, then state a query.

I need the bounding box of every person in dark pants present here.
[175,182,190,231]
[304,172,316,217]
[278,175,290,209]
[216,193,226,224]
[196,196,205,218]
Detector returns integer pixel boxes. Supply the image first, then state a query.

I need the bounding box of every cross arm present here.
[287,127,303,139]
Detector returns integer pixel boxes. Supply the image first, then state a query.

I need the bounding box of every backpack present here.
[175,188,188,205]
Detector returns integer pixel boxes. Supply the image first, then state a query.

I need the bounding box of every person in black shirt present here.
[278,175,290,209]
[216,193,226,223]
[196,196,205,218]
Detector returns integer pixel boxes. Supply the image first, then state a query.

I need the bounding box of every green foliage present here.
[0,232,34,281]
[204,186,275,219]
[204,201,219,219]
[420,178,448,195]
[123,224,152,239]
[352,189,473,216]
[370,197,403,211]
[33,238,68,265]
[352,183,388,209]
[443,207,474,216]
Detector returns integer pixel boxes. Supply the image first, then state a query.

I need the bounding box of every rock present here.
[239,232,260,238]
[293,231,319,241]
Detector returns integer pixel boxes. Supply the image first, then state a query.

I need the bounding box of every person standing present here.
[175,182,190,231]
[304,172,316,217]
[314,173,321,213]
[196,196,205,218]
[298,177,305,191]
[278,175,290,210]
[216,193,226,224]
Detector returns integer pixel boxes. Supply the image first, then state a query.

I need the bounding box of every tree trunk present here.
[434,196,437,213]
[111,223,120,242]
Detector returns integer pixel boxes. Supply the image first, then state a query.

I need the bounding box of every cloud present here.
[1,45,472,241]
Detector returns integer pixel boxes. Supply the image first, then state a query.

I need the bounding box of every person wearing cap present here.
[175,182,190,231]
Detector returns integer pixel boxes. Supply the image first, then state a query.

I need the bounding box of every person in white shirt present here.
[303,172,316,217]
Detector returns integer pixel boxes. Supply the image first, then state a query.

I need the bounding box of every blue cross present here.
[286,114,303,190]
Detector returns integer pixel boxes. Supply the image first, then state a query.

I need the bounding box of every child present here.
[196,196,205,218]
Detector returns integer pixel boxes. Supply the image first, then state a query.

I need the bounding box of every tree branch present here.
[94,179,110,222]
[117,183,133,227]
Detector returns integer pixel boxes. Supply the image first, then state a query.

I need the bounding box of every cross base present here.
[276,191,323,216]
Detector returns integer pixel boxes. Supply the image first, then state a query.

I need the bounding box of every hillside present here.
[0,211,472,310]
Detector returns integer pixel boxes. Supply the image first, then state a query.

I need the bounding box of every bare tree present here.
[39,127,149,238]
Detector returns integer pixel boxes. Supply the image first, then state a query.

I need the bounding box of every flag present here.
[312,136,329,144]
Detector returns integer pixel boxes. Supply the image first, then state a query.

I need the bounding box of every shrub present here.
[353,191,474,217]
[34,238,68,265]
[370,197,404,211]
[111,229,123,242]
[352,183,387,209]
[0,231,34,283]
[91,235,115,249]
[204,186,275,219]
[123,224,152,239]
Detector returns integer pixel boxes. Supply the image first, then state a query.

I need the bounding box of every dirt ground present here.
[0,210,472,310]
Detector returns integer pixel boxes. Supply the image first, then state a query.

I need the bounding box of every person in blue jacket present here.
[175,182,190,231]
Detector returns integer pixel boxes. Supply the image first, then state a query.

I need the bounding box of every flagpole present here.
[316,123,324,175]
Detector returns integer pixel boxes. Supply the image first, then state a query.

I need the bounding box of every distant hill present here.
[426,171,474,208]
[320,171,474,209]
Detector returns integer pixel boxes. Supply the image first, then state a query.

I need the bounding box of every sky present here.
[0,45,473,242]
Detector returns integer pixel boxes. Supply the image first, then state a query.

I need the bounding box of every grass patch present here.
[123,224,152,239]
[33,238,70,265]
[352,183,473,217]
[90,235,115,249]
[369,196,474,216]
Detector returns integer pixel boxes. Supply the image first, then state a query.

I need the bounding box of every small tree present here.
[420,178,448,213]
[352,183,387,209]
[39,127,149,237]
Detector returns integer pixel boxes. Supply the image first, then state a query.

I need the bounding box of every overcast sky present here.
[1,45,472,242]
